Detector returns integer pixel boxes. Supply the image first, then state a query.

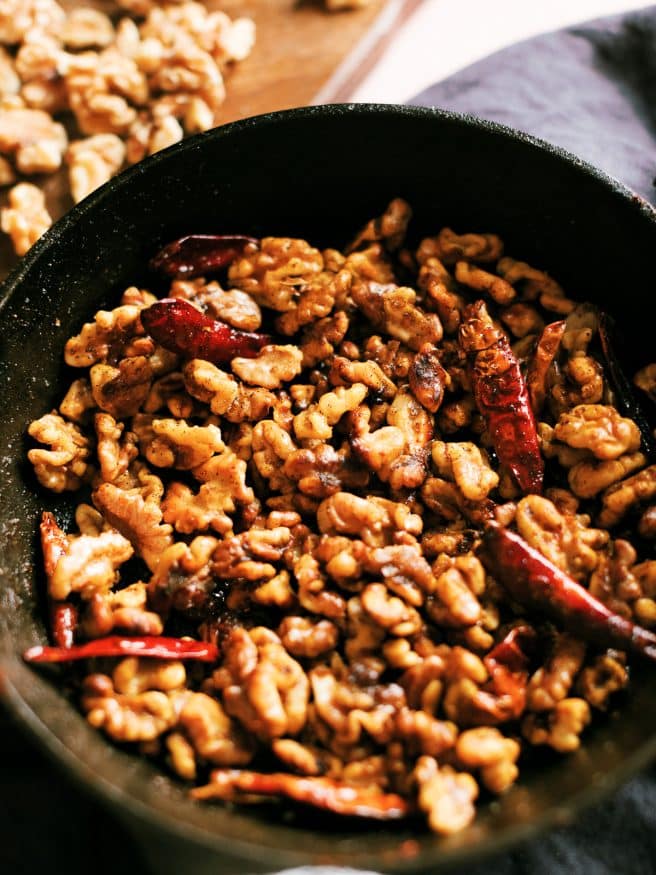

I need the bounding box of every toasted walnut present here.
[0,47,19,96]
[568,452,646,499]
[182,358,274,422]
[1,182,52,255]
[455,727,520,794]
[577,652,628,710]
[293,384,368,442]
[414,756,478,836]
[0,106,67,174]
[348,197,412,252]
[553,404,640,460]
[212,527,290,581]
[178,691,254,766]
[133,415,224,470]
[276,270,349,336]
[214,627,309,740]
[417,228,503,266]
[66,134,126,203]
[163,449,253,534]
[588,539,640,618]
[232,345,303,390]
[62,8,114,48]
[113,657,186,695]
[59,378,96,424]
[437,396,476,435]
[515,495,607,580]
[428,556,485,628]
[0,0,65,44]
[526,635,586,711]
[395,708,457,757]
[283,442,369,499]
[499,302,545,338]
[41,514,133,601]
[172,281,262,331]
[80,581,164,638]
[431,440,498,502]
[329,356,397,399]
[351,281,442,351]
[65,304,144,368]
[408,344,450,413]
[96,412,139,482]
[497,256,574,313]
[455,261,515,305]
[522,698,590,753]
[293,553,346,620]
[228,237,323,311]
[28,412,92,492]
[166,732,197,780]
[0,154,15,186]
[551,354,605,413]
[93,466,173,571]
[317,492,422,547]
[91,356,153,418]
[83,680,176,743]
[598,465,656,528]
[638,506,656,539]
[278,616,340,658]
[361,583,422,637]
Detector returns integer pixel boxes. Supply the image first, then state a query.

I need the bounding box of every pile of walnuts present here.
[0,0,255,255]
[28,198,656,835]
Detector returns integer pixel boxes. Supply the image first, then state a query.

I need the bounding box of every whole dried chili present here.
[141,298,271,364]
[150,234,258,279]
[192,771,412,819]
[24,635,219,663]
[599,312,656,459]
[478,524,656,662]
[459,300,544,494]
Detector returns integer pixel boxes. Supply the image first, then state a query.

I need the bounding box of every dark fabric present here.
[409,9,656,873]
[411,7,656,203]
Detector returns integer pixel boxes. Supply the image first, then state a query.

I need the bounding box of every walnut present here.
[344,242,395,283]
[163,449,253,534]
[293,384,368,442]
[271,739,327,776]
[125,112,183,163]
[417,228,503,266]
[455,261,516,305]
[1,182,52,255]
[66,134,126,203]
[568,452,646,499]
[515,495,608,580]
[133,415,224,470]
[166,732,197,780]
[526,635,586,711]
[361,583,422,637]
[177,691,255,766]
[213,627,309,740]
[211,527,291,581]
[113,657,186,695]
[638,506,656,539]
[0,154,15,186]
[59,378,96,424]
[588,539,640,617]
[232,345,303,390]
[598,464,656,528]
[252,419,296,492]
[522,698,590,753]
[293,553,346,619]
[577,652,628,710]
[431,440,499,502]
[93,465,173,571]
[414,756,479,836]
[28,412,92,492]
[299,310,349,368]
[276,270,349,336]
[0,47,19,96]
[95,412,139,482]
[329,355,397,399]
[41,513,133,601]
[437,396,476,435]
[91,356,153,418]
[395,708,457,757]
[283,443,369,499]
[348,197,412,252]
[551,354,604,411]
[553,405,639,461]
[634,363,656,403]
[172,281,262,331]
[277,616,340,658]
[182,359,274,423]
[0,0,65,44]
[497,256,574,313]
[317,492,422,547]
[408,344,450,413]
[455,727,520,793]
[351,281,442,351]
[65,304,144,367]
[147,534,217,614]
[80,582,163,638]
[82,679,177,743]
[62,8,114,49]
[428,556,485,628]
[229,237,323,311]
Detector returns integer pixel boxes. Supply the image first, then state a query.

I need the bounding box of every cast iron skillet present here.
[1,105,656,874]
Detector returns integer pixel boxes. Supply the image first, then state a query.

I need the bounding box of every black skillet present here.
[1,105,656,874]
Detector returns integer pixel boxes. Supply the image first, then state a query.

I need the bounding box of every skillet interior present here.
[1,105,656,873]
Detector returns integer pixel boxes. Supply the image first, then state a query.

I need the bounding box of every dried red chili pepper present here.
[459,300,544,494]
[50,602,78,649]
[478,524,656,662]
[526,320,566,415]
[141,298,271,364]
[40,512,78,648]
[192,771,412,819]
[150,234,257,279]
[478,625,537,722]
[24,635,218,663]
[486,624,537,674]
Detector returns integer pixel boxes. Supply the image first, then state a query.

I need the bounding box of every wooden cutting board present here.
[0,0,420,280]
